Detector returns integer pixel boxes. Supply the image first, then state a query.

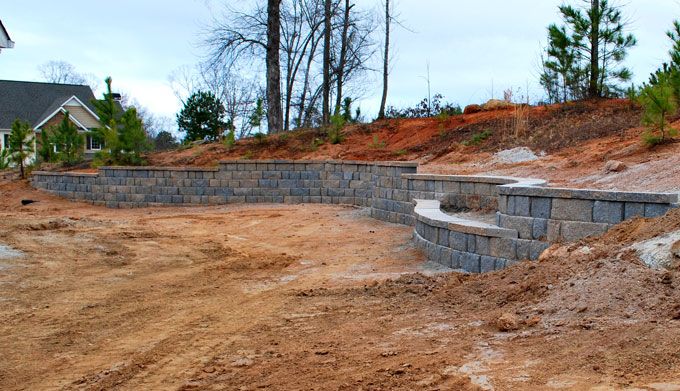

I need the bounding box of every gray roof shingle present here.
[0,80,98,129]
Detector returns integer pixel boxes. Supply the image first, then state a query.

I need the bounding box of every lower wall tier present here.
[31,160,679,273]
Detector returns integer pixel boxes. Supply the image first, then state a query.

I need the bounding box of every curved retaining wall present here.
[31,160,679,273]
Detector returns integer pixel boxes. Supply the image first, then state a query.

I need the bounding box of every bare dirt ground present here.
[2,180,680,390]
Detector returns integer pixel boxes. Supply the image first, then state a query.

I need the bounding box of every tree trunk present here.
[266,0,283,133]
[588,0,600,98]
[298,32,317,128]
[378,0,390,119]
[322,0,332,126]
[335,0,351,115]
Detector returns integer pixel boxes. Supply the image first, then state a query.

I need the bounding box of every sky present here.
[1,0,679,124]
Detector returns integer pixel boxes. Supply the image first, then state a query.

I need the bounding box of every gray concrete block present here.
[593,201,623,224]
[498,195,508,214]
[560,221,609,242]
[480,256,496,273]
[466,234,476,253]
[450,250,462,268]
[490,238,516,260]
[624,202,645,220]
[645,203,671,218]
[461,182,475,195]
[530,197,551,219]
[551,198,593,222]
[499,215,533,239]
[461,253,481,273]
[475,235,490,256]
[436,228,449,247]
[530,241,550,260]
[512,196,530,216]
[515,239,532,260]
[532,218,548,240]
[474,183,495,196]
[547,220,561,242]
[450,231,467,251]
[494,258,507,271]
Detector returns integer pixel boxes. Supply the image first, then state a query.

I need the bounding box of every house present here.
[0,80,110,160]
[0,20,15,52]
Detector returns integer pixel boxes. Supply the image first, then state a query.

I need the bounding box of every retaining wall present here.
[31,160,679,273]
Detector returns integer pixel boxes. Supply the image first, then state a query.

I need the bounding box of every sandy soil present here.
[2,180,680,390]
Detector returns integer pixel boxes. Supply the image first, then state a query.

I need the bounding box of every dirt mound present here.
[145,99,641,168]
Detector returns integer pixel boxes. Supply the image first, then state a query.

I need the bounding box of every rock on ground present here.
[492,147,539,164]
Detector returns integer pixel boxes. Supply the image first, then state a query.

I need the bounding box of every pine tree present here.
[52,112,84,166]
[118,107,149,165]
[638,72,678,146]
[37,127,54,163]
[541,0,636,101]
[91,77,121,164]
[8,119,35,179]
[91,77,150,165]
[177,91,227,142]
[249,98,265,133]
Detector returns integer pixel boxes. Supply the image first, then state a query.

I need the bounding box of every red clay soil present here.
[146,99,640,166]
[141,99,680,191]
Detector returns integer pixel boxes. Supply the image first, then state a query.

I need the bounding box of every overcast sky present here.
[1,0,678,123]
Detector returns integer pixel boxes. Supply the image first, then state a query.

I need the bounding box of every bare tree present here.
[322,0,332,126]
[378,0,390,119]
[203,0,375,132]
[331,0,374,113]
[266,0,284,133]
[38,61,86,84]
[38,60,101,91]
[334,0,352,115]
[281,0,325,130]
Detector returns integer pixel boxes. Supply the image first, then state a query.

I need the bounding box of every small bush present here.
[384,94,462,119]
[242,150,253,160]
[308,137,324,151]
[224,129,236,148]
[327,114,345,145]
[253,132,267,144]
[369,135,386,149]
[462,130,492,146]
[393,149,408,156]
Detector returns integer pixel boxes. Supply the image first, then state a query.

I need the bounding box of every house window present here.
[87,135,102,150]
[3,134,9,150]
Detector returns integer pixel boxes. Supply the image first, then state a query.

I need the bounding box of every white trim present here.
[33,95,100,130]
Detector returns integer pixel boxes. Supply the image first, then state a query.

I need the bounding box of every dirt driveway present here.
[1,181,680,390]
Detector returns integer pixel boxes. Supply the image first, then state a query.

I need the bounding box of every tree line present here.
[172,0,393,140]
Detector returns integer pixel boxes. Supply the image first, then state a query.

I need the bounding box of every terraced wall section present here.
[31,160,679,273]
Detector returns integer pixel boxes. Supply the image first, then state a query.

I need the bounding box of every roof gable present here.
[0,80,98,129]
[35,95,101,131]
[0,20,14,50]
